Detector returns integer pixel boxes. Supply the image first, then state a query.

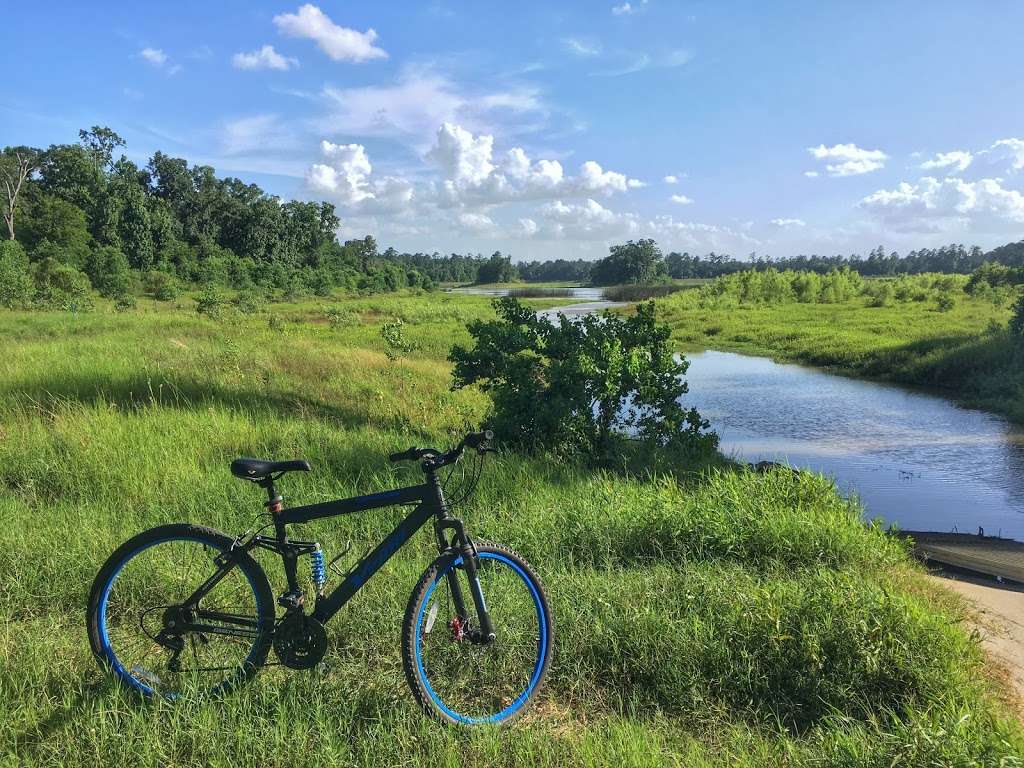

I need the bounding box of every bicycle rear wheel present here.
[402,542,553,725]
[86,523,274,699]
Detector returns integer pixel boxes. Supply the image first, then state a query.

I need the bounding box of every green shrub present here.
[1010,293,1024,338]
[450,297,717,459]
[325,305,357,328]
[114,295,136,312]
[865,281,895,307]
[32,257,93,311]
[195,285,228,318]
[380,317,418,360]
[0,240,35,308]
[85,245,133,299]
[936,291,956,312]
[142,270,180,301]
[234,288,263,315]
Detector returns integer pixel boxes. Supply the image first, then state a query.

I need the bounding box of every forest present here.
[0,127,434,310]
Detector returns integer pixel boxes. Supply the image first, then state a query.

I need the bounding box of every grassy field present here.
[656,287,1024,422]
[1,291,1022,766]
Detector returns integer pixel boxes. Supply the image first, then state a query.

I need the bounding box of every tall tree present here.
[591,239,666,285]
[78,126,126,173]
[1,147,39,239]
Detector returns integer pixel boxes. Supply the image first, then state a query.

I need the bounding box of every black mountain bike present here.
[86,431,553,725]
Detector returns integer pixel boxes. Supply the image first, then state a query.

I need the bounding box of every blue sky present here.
[3,1,1024,261]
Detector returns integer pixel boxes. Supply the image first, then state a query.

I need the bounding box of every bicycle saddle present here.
[230,458,311,482]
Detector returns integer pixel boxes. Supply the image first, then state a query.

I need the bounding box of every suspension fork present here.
[430,476,495,642]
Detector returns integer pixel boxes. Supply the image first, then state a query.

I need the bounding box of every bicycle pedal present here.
[277,589,305,610]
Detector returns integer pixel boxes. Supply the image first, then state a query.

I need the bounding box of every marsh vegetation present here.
[0,291,1021,766]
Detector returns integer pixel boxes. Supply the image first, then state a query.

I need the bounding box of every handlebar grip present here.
[389,447,418,462]
[463,430,494,450]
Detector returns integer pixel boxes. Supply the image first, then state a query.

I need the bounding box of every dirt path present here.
[929,571,1024,714]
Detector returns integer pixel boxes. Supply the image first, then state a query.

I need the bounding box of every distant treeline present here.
[379,241,1024,286]
[6,125,1024,309]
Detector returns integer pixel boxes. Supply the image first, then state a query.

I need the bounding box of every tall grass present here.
[507,287,575,298]
[0,294,1020,766]
[602,284,689,302]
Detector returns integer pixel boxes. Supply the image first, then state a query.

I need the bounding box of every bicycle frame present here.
[203,469,494,639]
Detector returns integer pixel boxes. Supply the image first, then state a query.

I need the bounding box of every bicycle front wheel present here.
[86,523,275,700]
[402,542,553,725]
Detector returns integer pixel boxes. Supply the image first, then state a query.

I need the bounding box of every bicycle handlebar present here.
[388,431,494,467]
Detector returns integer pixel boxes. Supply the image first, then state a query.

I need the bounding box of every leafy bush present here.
[380,317,418,360]
[1010,294,1024,338]
[324,305,357,328]
[234,288,263,314]
[865,281,895,307]
[601,284,685,301]
[85,245,133,299]
[32,257,93,311]
[936,291,956,312]
[450,297,717,459]
[0,240,35,308]
[195,285,228,318]
[142,270,180,301]
[966,261,1024,295]
[114,295,136,312]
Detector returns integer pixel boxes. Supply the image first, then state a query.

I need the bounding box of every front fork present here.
[434,516,495,643]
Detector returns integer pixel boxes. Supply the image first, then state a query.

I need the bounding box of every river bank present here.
[654,292,1023,423]
[927,570,1024,719]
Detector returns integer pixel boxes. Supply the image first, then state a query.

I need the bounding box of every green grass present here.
[1,292,1021,766]
[601,284,695,302]
[656,288,1024,421]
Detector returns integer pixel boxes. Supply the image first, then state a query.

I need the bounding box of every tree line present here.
[380,240,1024,288]
[4,125,1023,310]
[0,126,433,309]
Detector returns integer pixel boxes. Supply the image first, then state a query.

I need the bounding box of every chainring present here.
[273,612,328,670]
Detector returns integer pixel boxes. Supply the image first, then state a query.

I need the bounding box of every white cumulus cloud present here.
[425,123,640,207]
[770,218,806,228]
[274,4,387,63]
[859,176,1024,232]
[985,138,1024,173]
[670,194,693,205]
[427,123,495,185]
[457,212,495,232]
[664,175,678,184]
[233,45,299,71]
[306,141,414,213]
[538,198,639,240]
[920,150,972,173]
[808,143,888,177]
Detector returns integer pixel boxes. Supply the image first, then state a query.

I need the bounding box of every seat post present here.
[262,478,283,514]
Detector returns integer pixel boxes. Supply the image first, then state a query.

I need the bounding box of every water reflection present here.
[684,351,1024,540]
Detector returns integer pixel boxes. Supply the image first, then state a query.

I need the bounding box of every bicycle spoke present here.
[415,552,546,722]
[100,536,265,698]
